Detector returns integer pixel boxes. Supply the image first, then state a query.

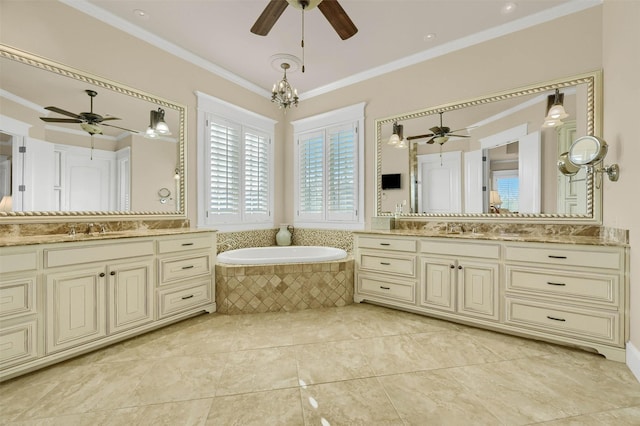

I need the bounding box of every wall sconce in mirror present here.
[558,136,620,185]
[543,89,569,127]
[388,122,407,148]
[145,108,172,138]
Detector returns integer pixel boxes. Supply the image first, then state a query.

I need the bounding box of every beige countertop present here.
[0,228,215,248]
[355,229,628,247]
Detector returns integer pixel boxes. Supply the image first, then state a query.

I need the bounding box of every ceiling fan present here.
[407,112,472,145]
[251,0,358,40]
[39,89,138,135]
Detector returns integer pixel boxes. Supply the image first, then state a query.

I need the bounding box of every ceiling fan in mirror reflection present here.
[39,89,138,136]
[406,112,472,145]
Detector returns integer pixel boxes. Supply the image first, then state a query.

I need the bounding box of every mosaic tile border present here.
[217,228,354,253]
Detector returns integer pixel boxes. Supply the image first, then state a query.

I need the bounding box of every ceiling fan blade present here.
[101,123,139,133]
[100,116,121,122]
[448,134,470,138]
[251,0,288,36]
[317,0,358,40]
[39,117,82,123]
[429,126,442,134]
[44,106,81,119]
[426,137,436,144]
[406,133,434,141]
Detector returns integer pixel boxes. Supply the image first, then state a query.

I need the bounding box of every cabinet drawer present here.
[157,235,213,254]
[504,245,621,269]
[0,320,38,368]
[506,266,618,306]
[505,297,620,345]
[45,241,154,268]
[358,276,415,303]
[357,236,416,252]
[158,280,212,318]
[359,253,415,277]
[159,254,212,285]
[0,251,38,274]
[0,277,36,318]
[420,239,500,259]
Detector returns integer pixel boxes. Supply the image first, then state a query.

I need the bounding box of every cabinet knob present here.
[99,272,105,277]
[450,264,455,269]
[110,271,116,276]
[458,265,462,270]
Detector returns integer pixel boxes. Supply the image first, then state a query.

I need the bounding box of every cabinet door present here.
[457,261,499,320]
[420,257,455,312]
[108,260,154,334]
[46,267,106,353]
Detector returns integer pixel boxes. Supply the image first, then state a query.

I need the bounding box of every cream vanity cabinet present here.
[354,235,417,306]
[44,240,155,353]
[419,239,500,321]
[0,231,216,381]
[354,232,629,362]
[0,246,40,370]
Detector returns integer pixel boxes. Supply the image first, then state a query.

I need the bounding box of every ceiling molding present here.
[60,0,601,101]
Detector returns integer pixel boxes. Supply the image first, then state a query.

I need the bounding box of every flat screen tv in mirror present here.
[0,44,187,222]
[375,71,602,223]
[381,173,402,190]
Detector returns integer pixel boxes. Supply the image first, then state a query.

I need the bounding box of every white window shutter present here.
[297,130,324,221]
[243,128,271,222]
[207,116,241,223]
[327,123,357,221]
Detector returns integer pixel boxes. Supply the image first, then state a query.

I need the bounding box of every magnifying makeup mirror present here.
[558,136,620,182]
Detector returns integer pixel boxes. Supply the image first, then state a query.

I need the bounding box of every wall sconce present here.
[543,89,569,127]
[174,168,181,180]
[388,122,404,146]
[558,136,619,186]
[145,108,171,138]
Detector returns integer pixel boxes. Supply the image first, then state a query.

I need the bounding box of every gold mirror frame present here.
[0,44,187,222]
[375,71,603,223]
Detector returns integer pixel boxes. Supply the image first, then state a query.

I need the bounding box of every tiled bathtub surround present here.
[216,259,354,314]
[217,228,354,253]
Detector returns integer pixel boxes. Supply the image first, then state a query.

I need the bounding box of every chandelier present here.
[271,62,299,110]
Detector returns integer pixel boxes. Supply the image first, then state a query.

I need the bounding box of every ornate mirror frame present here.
[374,71,603,223]
[0,44,187,222]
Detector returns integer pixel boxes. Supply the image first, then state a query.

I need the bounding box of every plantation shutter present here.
[244,128,270,221]
[327,123,357,221]
[297,130,324,220]
[207,116,241,222]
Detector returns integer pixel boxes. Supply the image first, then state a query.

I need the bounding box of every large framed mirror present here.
[375,71,602,222]
[0,44,186,221]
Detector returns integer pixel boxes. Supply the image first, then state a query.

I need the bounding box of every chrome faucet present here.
[86,223,95,235]
[68,224,76,237]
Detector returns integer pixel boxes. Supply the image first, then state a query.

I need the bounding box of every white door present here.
[417,151,462,214]
[464,150,483,213]
[518,131,541,214]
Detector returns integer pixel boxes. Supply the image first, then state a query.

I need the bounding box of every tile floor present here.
[1,303,639,425]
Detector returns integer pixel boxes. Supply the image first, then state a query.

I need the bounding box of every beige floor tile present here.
[215,346,298,396]
[295,340,374,384]
[539,405,640,425]
[409,330,505,368]
[300,377,403,425]
[354,334,435,375]
[378,369,503,425]
[459,326,568,360]
[206,388,303,426]
[130,354,228,405]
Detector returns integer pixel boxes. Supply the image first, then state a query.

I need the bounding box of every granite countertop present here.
[0,228,215,248]
[355,229,628,247]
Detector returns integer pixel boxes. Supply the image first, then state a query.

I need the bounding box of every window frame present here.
[196,92,276,231]
[291,102,366,230]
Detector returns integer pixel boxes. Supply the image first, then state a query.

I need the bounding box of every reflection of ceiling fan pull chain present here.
[301,6,305,72]
[90,134,94,161]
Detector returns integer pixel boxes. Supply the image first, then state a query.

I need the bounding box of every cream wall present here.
[602,0,640,351]
[1,3,637,355]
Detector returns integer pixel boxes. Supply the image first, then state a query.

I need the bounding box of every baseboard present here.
[627,341,640,383]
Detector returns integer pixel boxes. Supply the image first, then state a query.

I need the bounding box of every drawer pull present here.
[181,294,194,300]
[546,315,566,322]
[379,243,391,246]
[380,262,391,265]
[450,264,455,269]
[547,281,566,286]
[181,265,195,270]
[181,243,194,246]
[99,272,106,277]
[379,286,390,290]
[548,255,567,259]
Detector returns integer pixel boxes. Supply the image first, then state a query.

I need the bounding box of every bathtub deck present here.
[215,259,354,314]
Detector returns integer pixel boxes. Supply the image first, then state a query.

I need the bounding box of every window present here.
[197,92,275,231]
[292,103,365,229]
[492,170,519,213]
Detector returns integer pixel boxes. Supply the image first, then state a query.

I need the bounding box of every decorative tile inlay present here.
[216,259,354,314]
[217,228,354,254]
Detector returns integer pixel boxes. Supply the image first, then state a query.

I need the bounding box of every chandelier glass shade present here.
[272,63,299,110]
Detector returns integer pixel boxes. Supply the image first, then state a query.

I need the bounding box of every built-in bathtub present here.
[215,246,353,314]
